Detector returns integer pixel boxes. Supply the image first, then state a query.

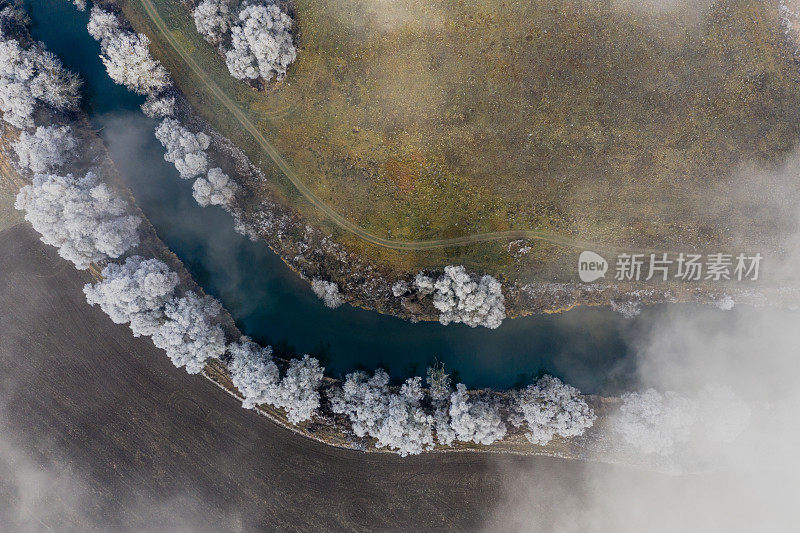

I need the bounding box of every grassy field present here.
[121,0,800,280]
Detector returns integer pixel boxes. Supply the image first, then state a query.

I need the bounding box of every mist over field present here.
[484,302,800,531]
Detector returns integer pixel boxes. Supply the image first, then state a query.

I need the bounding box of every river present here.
[25,0,649,392]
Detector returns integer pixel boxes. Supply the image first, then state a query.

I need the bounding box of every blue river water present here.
[26,0,648,393]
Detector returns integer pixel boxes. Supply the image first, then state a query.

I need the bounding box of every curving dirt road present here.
[136,0,660,255]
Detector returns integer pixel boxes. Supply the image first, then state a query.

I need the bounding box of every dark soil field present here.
[0,223,649,530]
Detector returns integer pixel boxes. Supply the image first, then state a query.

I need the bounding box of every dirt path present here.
[136,0,664,256]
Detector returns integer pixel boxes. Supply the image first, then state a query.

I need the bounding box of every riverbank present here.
[110,0,800,325]
[2,226,664,529]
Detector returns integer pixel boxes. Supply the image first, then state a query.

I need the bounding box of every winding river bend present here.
[25,0,649,393]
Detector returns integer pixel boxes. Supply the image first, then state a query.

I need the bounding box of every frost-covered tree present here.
[447,384,506,445]
[426,363,451,402]
[154,118,210,179]
[391,279,410,297]
[83,256,179,337]
[311,279,343,309]
[430,266,506,329]
[193,0,233,45]
[151,292,226,374]
[87,6,120,44]
[433,405,456,446]
[13,125,76,173]
[0,4,29,39]
[272,355,324,423]
[613,389,698,456]
[88,7,170,96]
[72,0,87,12]
[227,336,279,409]
[192,167,236,207]
[223,2,296,82]
[14,172,141,269]
[100,32,170,96]
[141,94,175,118]
[331,371,434,456]
[514,375,595,446]
[0,39,80,127]
[413,272,435,295]
[28,48,82,110]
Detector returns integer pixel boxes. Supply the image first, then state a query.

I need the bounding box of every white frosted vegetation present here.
[271,355,324,424]
[613,385,751,456]
[193,0,232,45]
[87,5,120,44]
[88,7,170,96]
[225,3,296,81]
[0,38,80,128]
[330,371,434,456]
[447,384,506,445]
[613,389,697,456]
[151,291,227,374]
[311,279,343,308]
[514,375,595,446]
[154,118,210,179]
[193,0,297,83]
[14,172,141,269]
[192,167,236,207]
[413,266,505,329]
[141,94,175,118]
[83,256,179,337]
[13,125,76,173]
[228,336,279,409]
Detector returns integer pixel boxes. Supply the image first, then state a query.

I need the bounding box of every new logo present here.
[578,251,608,282]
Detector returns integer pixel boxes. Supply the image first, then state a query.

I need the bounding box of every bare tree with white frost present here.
[14,171,141,269]
[88,7,170,96]
[154,118,210,179]
[271,355,324,424]
[514,375,595,446]
[13,125,76,173]
[311,279,343,309]
[330,370,434,456]
[151,291,226,374]
[0,38,80,128]
[83,256,179,337]
[227,336,279,409]
[192,167,236,207]
[218,1,296,82]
